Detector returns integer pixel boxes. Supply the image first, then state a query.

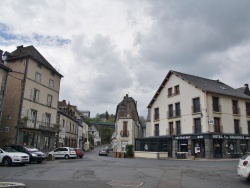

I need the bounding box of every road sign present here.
[208,119,214,125]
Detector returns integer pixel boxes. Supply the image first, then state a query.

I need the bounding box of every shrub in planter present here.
[126,144,134,158]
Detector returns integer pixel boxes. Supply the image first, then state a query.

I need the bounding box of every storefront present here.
[135,136,172,157]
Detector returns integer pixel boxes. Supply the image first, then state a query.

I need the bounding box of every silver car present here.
[48,147,77,159]
[237,153,250,181]
[0,147,29,166]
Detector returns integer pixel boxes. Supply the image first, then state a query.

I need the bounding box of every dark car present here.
[74,148,84,158]
[99,148,108,156]
[5,145,46,163]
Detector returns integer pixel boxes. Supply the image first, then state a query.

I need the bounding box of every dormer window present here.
[35,72,41,83]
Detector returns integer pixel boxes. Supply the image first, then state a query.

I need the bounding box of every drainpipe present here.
[15,57,28,144]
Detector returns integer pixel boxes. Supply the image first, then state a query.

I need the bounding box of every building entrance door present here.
[213,139,222,158]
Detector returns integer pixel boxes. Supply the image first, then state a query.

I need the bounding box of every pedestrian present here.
[144,144,148,151]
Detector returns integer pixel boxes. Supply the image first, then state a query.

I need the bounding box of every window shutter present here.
[42,113,45,122]
[50,115,52,127]
[37,113,39,121]
[30,89,34,100]
[26,109,30,117]
[36,90,40,102]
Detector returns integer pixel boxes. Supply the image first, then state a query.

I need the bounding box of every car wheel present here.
[3,157,12,166]
[20,163,25,166]
[37,161,42,164]
[65,154,69,159]
[248,174,250,182]
[79,156,83,158]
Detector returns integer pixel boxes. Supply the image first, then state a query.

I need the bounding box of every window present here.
[246,102,250,116]
[49,79,54,89]
[47,95,52,107]
[154,108,159,120]
[155,124,159,136]
[168,104,173,118]
[121,141,128,152]
[176,121,181,135]
[63,119,65,128]
[194,118,201,133]
[248,121,250,135]
[168,88,172,97]
[175,102,181,116]
[174,85,180,95]
[214,118,221,133]
[44,137,50,149]
[232,100,239,114]
[122,121,128,137]
[193,98,200,113]
[169,122,174,135]
[30,89,40,102]
[35,72,41,83]
[178,140,188,152]
[213,97,220,112]
[44,113,51,127]
[31,110,37,123]
[234,119,240,134]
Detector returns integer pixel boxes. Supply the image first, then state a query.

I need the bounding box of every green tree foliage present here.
[98,126,113,144]
[126,144,134,158]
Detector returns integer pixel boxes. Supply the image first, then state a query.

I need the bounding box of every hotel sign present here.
[212,134,250,140]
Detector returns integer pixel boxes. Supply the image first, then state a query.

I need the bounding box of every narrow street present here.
[0,145,249,188]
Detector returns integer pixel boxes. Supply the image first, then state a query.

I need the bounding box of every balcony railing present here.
[192,105,201,114]
[246,109,250,116]
[20,120,57,132]
[167,110,181,119]
[120,130,129,137]
[214,125,223,133]
[154,113,159,121]
[213,105,221,113]
[192,125,202,134]
[166,128,175,135]
[232,107,240,115]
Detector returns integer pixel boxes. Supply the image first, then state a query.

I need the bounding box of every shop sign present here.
[213,134,246,140]
[208,119,214,125]
[174,136,191,140]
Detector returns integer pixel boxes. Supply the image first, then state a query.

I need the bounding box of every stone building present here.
[0,45,63,152]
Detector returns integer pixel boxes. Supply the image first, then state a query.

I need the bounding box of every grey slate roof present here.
[5,45,63,77]
[147,70,250,108]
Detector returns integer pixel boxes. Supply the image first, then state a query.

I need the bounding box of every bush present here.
[126,144,134,158]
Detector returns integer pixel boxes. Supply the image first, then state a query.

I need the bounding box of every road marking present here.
[107,180,144,187]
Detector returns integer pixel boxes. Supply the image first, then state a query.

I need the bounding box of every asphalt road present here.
[0,145,249,188]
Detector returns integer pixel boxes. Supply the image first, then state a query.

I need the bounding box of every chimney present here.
[126,94,128,97]
[62,100,67,106]
[245,84,249,88]
[17,45,23,50]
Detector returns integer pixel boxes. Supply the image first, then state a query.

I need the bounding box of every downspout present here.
[15,57,29,144]
[205,91,209,132]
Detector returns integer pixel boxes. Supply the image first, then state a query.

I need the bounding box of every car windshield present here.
[25,147,39,152]
[1,147,18,152]
[70,148,75,151]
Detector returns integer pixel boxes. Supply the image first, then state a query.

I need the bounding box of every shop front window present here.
[227,140,237,154]
[178,140,188,152]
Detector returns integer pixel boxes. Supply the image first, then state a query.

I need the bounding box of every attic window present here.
[220,86,226,90]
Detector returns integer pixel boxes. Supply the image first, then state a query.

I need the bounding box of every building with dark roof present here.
[136,70,250,159]
[0,45,63,152]
[113,94,142,153]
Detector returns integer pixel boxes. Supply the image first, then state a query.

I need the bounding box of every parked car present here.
[48,147,77,159]
[5,145,45,163]
[74,148,84,158]
[237,152,250,181]
[0,147,29,166]
[99,148,108,156]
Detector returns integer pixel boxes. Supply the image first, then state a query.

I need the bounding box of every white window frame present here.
[30,88,40,102]
[47,94,52,107]
[35,72,41,83]
[49,79,54,89]
[44,113,51,127]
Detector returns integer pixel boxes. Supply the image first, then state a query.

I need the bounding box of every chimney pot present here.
[245,84,249,88]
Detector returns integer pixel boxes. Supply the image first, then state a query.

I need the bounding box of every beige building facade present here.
[136,70,250,159]
[0,45,63,152]
[114,94,141,153]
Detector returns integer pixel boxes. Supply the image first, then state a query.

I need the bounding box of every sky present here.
[1,0,250,118]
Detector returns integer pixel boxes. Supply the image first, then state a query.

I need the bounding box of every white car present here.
[0,147,29,166]
[48,147,76,159]
[237,153,250,181]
